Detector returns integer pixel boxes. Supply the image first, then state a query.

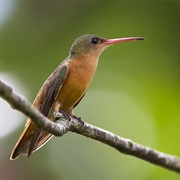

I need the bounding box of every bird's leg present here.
[54,110,71,121]
[53,111,84,128]
[72,114,84,125]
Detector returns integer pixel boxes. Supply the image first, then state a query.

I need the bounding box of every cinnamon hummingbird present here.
[10,34,145,160]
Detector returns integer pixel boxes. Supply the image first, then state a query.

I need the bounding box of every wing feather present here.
[10,64,69,160]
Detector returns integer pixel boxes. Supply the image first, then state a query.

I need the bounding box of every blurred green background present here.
[1,0,180,179]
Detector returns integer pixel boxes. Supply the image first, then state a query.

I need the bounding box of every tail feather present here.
[28,127,43,158]
[10,121,53,160]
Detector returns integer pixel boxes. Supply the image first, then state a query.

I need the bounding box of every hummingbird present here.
[10,34,145,160]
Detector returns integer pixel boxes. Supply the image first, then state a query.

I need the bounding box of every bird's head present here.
[70,34,145,58]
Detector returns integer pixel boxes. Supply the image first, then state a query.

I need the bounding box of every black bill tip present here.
[137,37,146,40]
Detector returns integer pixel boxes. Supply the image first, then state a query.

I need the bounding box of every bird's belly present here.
[58,81,85,113]
[55,68,91,115]
[53,56,98,116]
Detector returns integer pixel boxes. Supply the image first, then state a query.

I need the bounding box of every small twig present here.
[70,120,180,174]
[0,80,180,174]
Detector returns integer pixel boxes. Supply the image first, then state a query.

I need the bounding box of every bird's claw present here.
[54,110,71,121]
[72,115,84,125]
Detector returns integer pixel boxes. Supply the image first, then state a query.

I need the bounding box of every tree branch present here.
[1,80,180,174]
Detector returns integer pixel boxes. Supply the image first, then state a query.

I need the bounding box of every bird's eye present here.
[91,38,99,44]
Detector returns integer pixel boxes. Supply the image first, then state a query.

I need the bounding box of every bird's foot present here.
[72,115,84,125]
[54,110,71,121]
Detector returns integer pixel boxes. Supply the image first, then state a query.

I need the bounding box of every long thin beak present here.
[104,37,145,45]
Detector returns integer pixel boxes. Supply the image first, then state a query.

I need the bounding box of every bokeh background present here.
[1,0,180,179]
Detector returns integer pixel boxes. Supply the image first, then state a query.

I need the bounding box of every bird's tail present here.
[10,120,53,160]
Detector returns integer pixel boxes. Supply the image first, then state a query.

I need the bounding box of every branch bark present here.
[0,80,180,174]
